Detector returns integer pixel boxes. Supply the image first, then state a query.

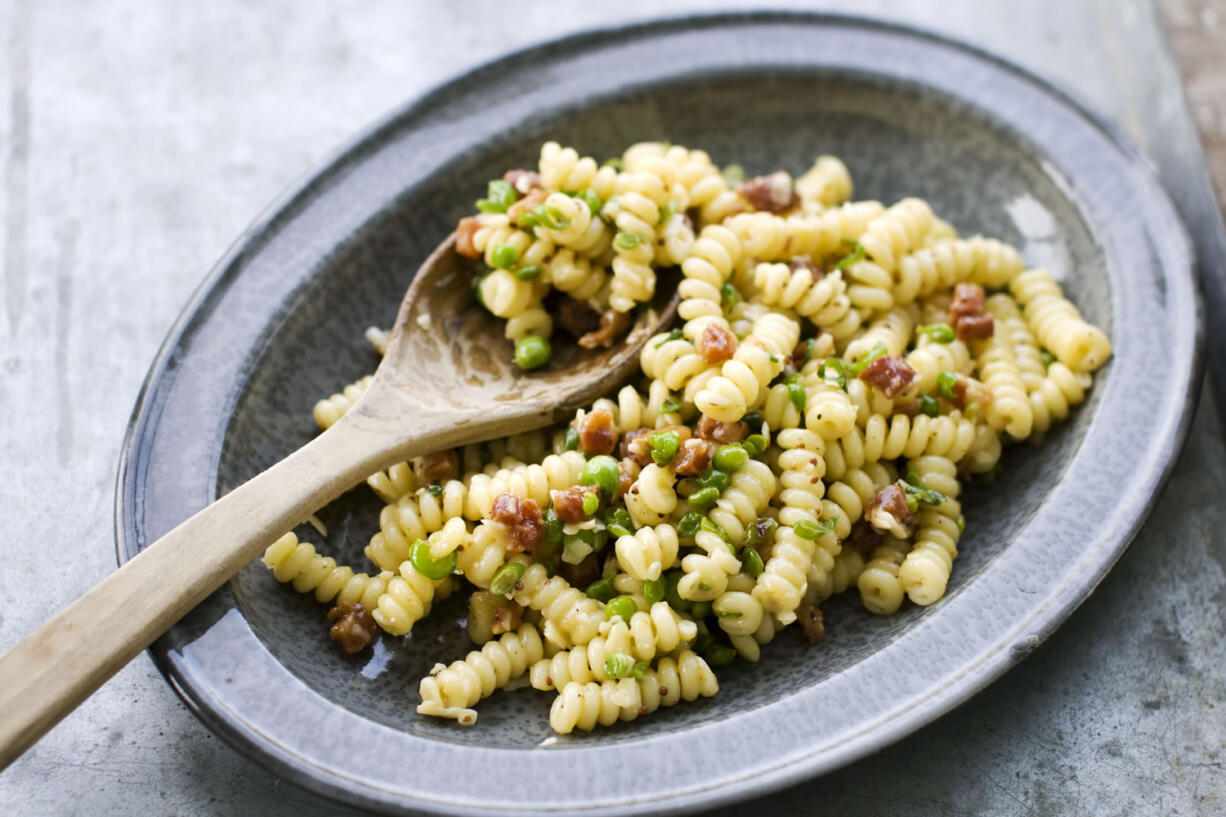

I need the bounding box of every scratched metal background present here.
[1,1,1223,815]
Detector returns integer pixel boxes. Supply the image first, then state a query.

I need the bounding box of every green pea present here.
[514,264,542,281]
[792,519,822,540]
[937,370,959,399]
[689,486,720,509]
[706,644,738,667]
[742,412,764,432]
[581,490,600,517]
[603,653,635,679]
[690,600,712,619]
[720,282,741,307]
[713,443,748,472]
[957,514,966,534]
[664,569,690,611]
[490,243,520,269]
[579,189,603,215]
[579,454,620,499]
[426,482,443,497]
[475,179,517,213]
[906,467,924,488]
[657,200,676,225]
[817,357,848,390]
[543,508,563,544]
[834,242,866,270]
[474,273,488,309]
[409,538,457,580]
[743,433,768,457]
[660,394,684,415]
[585,577,616,602]
[697,468,730,493]
[628,660,649,680]
[606,595,638,623]
[677,511,704,538]
[650,430,680,466]
[489,562,525,595]
[643,577,666,605]
[919,323,956,343]
[1041,349,1056,369]
[787,381,807,413]
[745,517,777,547]
[603,506,634,538]
[694,630,716,654]
[742,547,765,578]
[919,393,940,418]
[562,426,580,452]
[847,341,888,376]
[513,336,551,371]
[614,231,641,250]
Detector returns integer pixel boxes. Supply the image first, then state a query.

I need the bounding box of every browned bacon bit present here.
[620,428,653,465]
[556,298,602,337]
[857,354,917,398]
[503,169,543,195]
[789,340,811,372]
[736,171,799,214]
[673,438,714,477]
[798,604,825,645]
[577,408,617,456]
[617,458,641,497]
[894,399,921,418]
[455,216,481,260]
[490,602,523,635]
[558,551,600,589]
[491,493,545,552]
[844,519,882,555]
[578,309,632,349]
[506,189,548,225]
[955,312,995,341]
[789,255,823,283]
[695,415,750,443]
[552,485,598,524]
[949,283,986,325]
[419,450,457,483]
[697,323,738,364]
[327,602,376,654]
[866,483,917,538]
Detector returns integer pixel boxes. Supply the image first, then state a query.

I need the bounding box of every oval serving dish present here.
[116,12,1200,816]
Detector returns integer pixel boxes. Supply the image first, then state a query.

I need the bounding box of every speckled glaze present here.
[115,13,1200,817]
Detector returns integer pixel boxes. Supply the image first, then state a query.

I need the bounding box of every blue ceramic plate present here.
[116,13,1201,816]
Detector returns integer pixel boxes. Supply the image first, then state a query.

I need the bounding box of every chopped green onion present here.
[834,243,866,270]
[690,600,713,619]
[513,336,551,371]
[650,430,681,466]
[677,511,704,538]
[543,508,563,544]
[475,179,517,213]
[489,562,525,595]
[514,264,541,281]
[603,653,635,679]
[721,164,745,185]
[768,354,780,364]
[817,357,848,391]
[689,486,720,509]
[799,337,817,367]
[706,644,738,667]
[787,380,807,413]
[936,370,959,399]
[1040,349,1056,369]
[712,443,748,472]
[661,394,684,414]
[520,203,570,230]
[409,538,457,580]
[581,490,600,516]
[490,243,520,269]
[579,189,603,215]
[720,282,741,307]
[562,426,580,452]
[918,323,956,343]
[657,200,676,225]
[585,577,616,602]
[902,480,947,507]
[745,517,778,547]
[919,393,940,417]
[606,595,638,623]
[628,660,650,679]
[426,483,444,497]
[742,547,765,577]
[603,506,634,538]
[906,467,924,488]
[643,577,666,605]
[743,433,768,457]
[957,514,966,534]
[700,517,729,541]
[654,327,685,348]
[793,517,837,540]
[602,157,625,170]
[847,342,889,376]
[614,231,642,250]
[579,454,620,499]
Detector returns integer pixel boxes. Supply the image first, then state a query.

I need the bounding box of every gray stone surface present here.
[0,1,1222,815]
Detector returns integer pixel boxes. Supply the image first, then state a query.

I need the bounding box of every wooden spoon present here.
[0,234,678,769]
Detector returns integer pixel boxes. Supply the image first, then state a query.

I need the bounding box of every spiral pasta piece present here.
[795,155,853,208]
[752,263,861,339]
[615,524,680,582]
[808,546,866,605]
[857,535,910,615]
[708,459,777,544]
[678,224,741,335]
[784,200,885,260]
[901,336,972,399]
[844,303,918,364]
[365,480,468,571]
[417,623,544,725]
[538,141,617,200]
[537,191,609,256]
[313,375,371,430]
[507,557,605,648]
[264,532,372,605]
[859,197,934,273]
[366,461,416,503]
[695,312,800,422]
[640,332,710,393]
[625,463,679,527]
[898,456,963,606]
[1009,268,1112,373]
[823,461,896,540]
[973,315,1034,440]
[371,559,451,636]
[858,411,977,464]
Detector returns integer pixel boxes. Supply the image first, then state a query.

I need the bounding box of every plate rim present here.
[114,10,1204,816]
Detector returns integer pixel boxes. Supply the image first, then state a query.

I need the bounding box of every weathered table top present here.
[2,1,1223,815]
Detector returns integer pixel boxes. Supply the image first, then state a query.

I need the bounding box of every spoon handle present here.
[0,405,439,770]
